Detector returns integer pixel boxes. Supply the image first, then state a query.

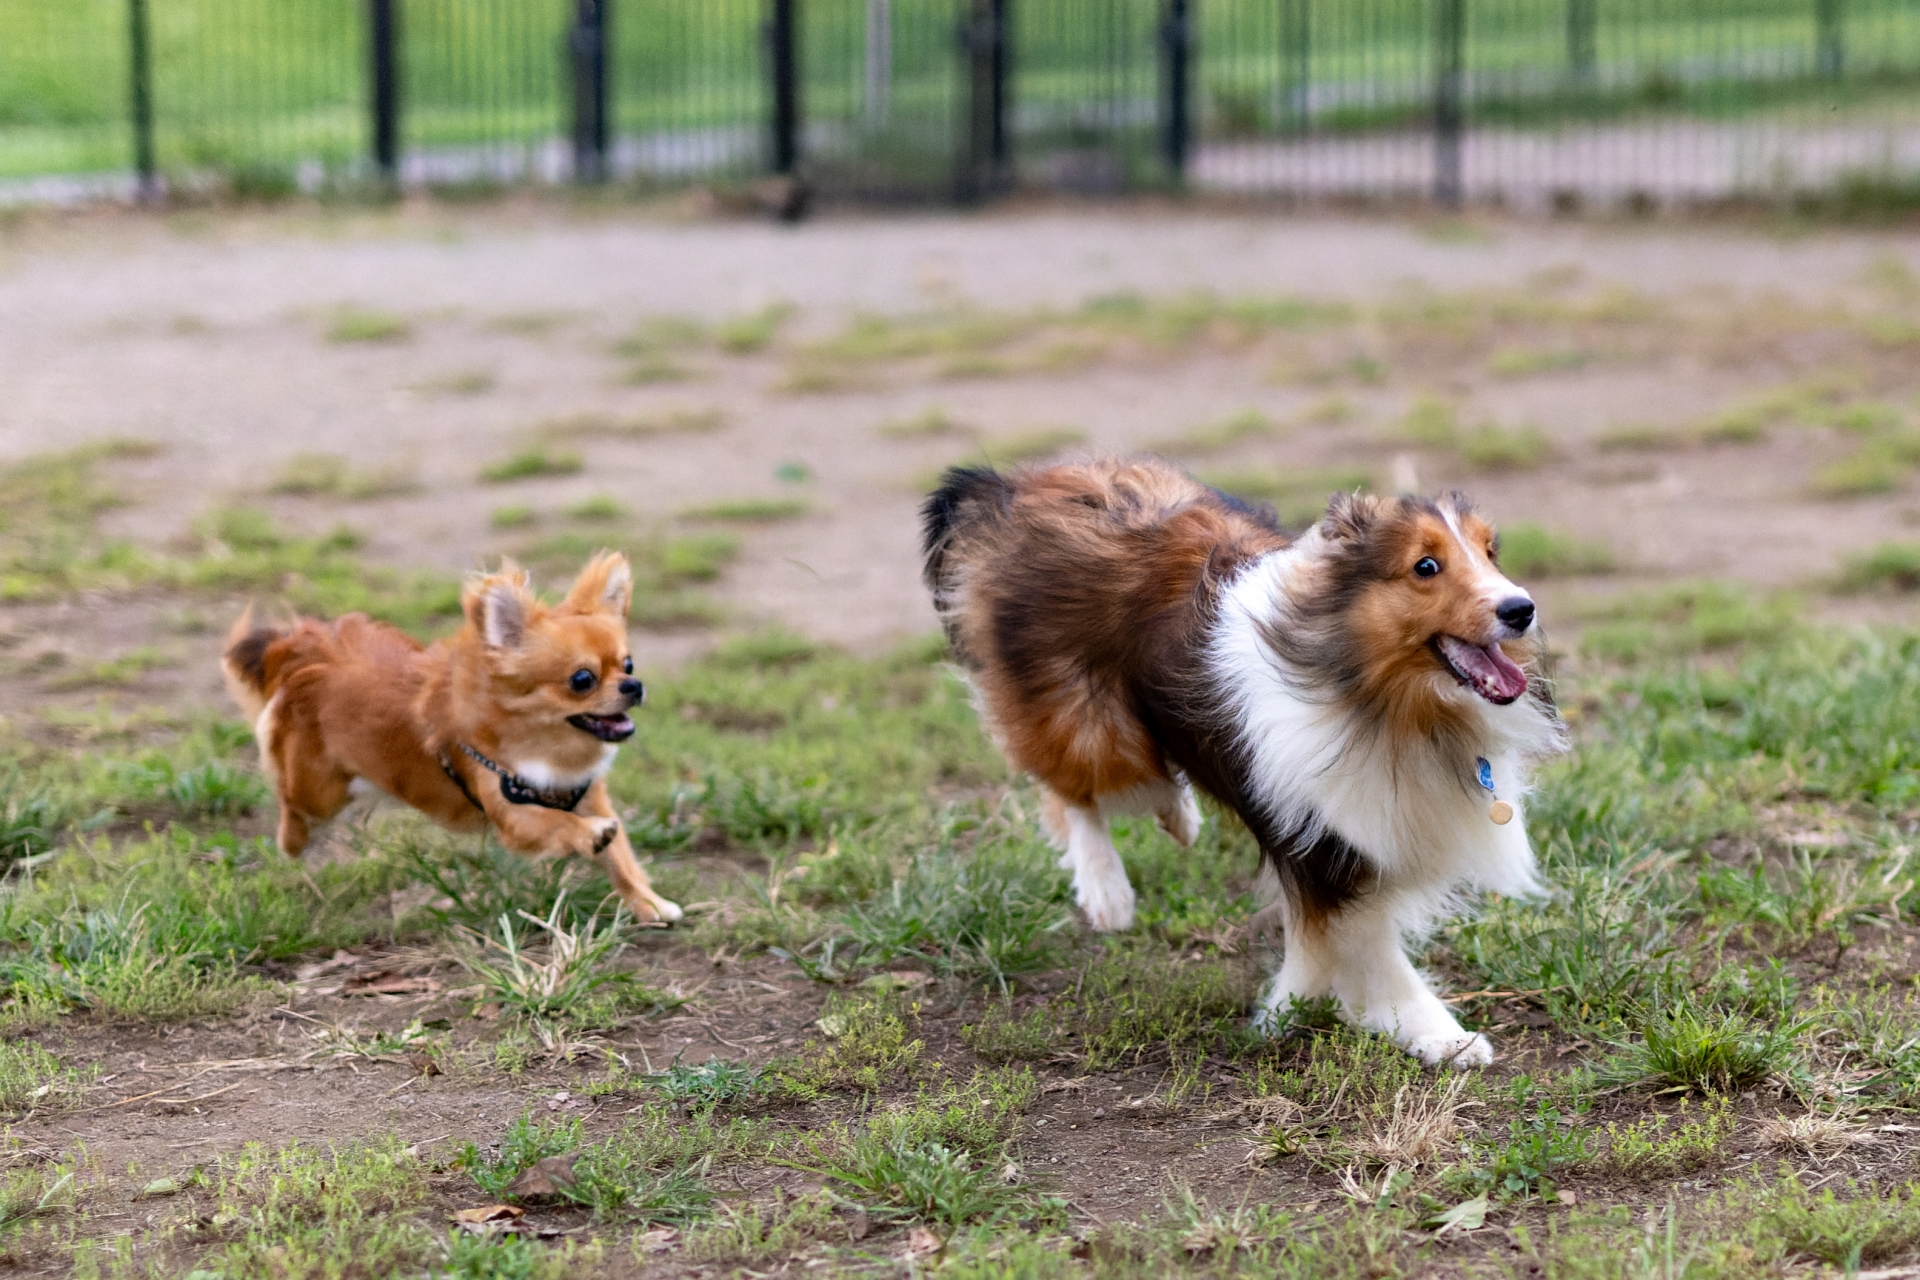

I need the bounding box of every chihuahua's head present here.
[454,551,642,769]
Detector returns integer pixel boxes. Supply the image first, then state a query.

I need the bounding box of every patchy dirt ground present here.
[7,197,1920,666]
[9,198,1920,1275]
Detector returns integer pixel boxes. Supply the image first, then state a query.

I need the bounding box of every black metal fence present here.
[5,0,1920,208]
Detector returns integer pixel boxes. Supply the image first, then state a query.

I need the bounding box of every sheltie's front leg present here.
[1326,894,1491,1066]
[1256,892,1491,1066]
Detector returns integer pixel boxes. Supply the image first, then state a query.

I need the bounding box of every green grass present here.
[269,452,419,500]
[1568,580,1799,664]
[1498,522,1615,578]
[324,309,411,344]
[679,497,809,522]
[479,446,584,483]
[21,415,1920,1271]
[563,493,625,522]
[1840,541,1920,591]
[1461,422,1552,470]
[540,407,726,439]
[1146,408,1281,456]
[1196,464,1372,527]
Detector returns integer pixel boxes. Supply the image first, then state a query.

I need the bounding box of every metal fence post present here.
[369,0,400,182]
[768,0,799,174]
[957,0,1009,202]
[1279,0,1310,133]
[1816,0,1844,79]
[1434,0,1464,207]
[1566,0,1596,85]
[571,0,610,182]
[1160,0,1192,182]
[127,0,157,201]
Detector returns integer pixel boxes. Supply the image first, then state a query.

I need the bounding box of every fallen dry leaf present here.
[904,1226,943,1257]
[406,1052,441,1077]
[506,1154,579,1200]
[634,1227,678,1254]
[452,1204,524,1225]
[293,950,360,983]
[847,1206,870,1241]
[343,971,441,997]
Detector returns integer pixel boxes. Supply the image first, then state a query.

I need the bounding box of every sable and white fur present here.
[922,457,1565,1066]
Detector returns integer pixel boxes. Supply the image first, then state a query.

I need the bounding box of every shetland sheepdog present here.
[922,457,1564,1065]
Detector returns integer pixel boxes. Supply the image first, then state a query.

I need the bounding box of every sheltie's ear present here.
[1320,490,1383,544]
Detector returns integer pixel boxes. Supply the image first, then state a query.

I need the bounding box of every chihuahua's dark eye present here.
[568,669,598,694]
[622,656,633,675]
[1413,556,1441,579]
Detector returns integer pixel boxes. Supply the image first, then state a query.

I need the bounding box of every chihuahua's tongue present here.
[571,712,636,743]
[1436,635,1529,705]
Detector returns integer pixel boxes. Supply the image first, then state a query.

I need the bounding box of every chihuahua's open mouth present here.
[568,712,636,743]
[1432,635,1529,705]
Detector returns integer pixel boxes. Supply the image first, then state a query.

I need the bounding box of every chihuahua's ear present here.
[563,551,632,618]
[466,561,532,650]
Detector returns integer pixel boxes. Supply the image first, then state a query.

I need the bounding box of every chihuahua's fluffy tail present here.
[222,607,301,724]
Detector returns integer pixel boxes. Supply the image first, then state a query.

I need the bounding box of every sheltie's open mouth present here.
[1433,635,1529,705]
[567,712,635,743]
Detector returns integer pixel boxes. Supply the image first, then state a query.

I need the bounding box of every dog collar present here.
[443,743,592,812]
[1476,756,1514,826]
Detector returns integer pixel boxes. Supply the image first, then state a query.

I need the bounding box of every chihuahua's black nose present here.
[618,677,645,705]
[1495,597,1536,632]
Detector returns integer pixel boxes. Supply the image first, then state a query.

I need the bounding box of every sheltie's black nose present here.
[1496,597,1536,632]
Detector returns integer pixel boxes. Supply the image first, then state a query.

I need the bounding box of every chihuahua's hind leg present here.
[267,715,354,858]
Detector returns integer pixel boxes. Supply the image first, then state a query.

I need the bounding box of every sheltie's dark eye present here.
[1414,556,1441,579]
[569,669,598,693]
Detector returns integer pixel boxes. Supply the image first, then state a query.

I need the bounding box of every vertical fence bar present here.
[369,0,400,181]
[572,0,610,181]
[1816,0,1844,79]
[1566,0,1595,85]
[127,0,158,201]
[957,0,1009,200]
[1159,0,1191,181]
[1278,0,1310,133]
[1433,0,1464,207]
[768,0,799,173]
[863,0,891,128]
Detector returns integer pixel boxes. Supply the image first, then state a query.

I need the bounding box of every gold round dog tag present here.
[1489,800,1514,825]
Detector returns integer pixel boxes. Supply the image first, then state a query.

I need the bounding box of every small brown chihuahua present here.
[222,551,681,924]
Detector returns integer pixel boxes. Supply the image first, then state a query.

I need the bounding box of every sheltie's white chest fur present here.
[1209,544,1565,923]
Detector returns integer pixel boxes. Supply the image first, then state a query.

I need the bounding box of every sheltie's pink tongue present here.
[1436,635,1529,705]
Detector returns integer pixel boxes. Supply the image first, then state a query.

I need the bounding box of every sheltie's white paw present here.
[1406,1031,1494,1068]
[1075,871,1136,933]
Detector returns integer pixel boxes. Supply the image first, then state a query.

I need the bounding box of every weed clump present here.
[1751,1176,1920,1267]
[1075,945,1249,1070]
[1600,1098,1735,1177]
[776,990,925,1097]
[1603,1004,1802,1094]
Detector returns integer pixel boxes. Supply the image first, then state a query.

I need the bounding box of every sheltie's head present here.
[1273,491,1542,725]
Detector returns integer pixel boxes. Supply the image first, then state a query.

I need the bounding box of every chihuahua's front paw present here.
[631,891,684,925]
